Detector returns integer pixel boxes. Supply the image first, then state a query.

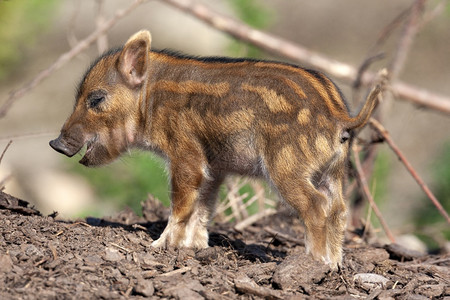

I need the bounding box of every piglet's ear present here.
[117,30,152,88]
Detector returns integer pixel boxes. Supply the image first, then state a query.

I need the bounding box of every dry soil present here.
[0,191,449,299]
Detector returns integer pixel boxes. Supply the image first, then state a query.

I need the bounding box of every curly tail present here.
[345,70,387,130]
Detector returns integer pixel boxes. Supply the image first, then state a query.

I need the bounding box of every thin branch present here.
[420,0,447,28]
[369,119,450,224]
[353,53,385,96]
[392,81,450,113]
[0,140,13,165]
[0,141,13,191]
[0,131,57,142]
[354,5,411,101]
[160,0,450,114]
[264,226,304,246]
[66,0,82,48]
[234,208,276,232]
[95,0,109,54]
[389,0,426,81]
[0,0,146,118]
[157,266,192,277]
[370,7,412,57]
[353,144,396,243]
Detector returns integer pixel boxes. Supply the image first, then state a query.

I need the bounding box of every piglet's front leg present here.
[151,156,213,249]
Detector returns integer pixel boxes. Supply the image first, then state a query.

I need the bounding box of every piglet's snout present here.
[49,136,78,157]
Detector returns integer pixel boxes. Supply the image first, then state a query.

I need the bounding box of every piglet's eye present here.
[89,96,105,108]
[87,90,107,109]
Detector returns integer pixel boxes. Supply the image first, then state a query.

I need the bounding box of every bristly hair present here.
[304,68,350,112]
[153,49,350,113]
[75,47,123,100]
[153,48,263,64]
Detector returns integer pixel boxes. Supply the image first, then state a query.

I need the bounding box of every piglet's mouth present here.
[78,138,98,165]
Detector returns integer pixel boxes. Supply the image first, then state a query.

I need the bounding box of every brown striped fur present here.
[50,30,382,269]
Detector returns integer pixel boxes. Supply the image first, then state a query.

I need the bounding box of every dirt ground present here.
[0,191,449,299]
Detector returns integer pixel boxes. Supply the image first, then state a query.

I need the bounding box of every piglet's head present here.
[50,30,151,167]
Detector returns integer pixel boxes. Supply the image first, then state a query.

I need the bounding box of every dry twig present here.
[219,178,248,222]
[0,141,13,190]
[66,0,82,48]
[0,140,12,165]
[0,131,57,142]
[95,0,109,54]
[353,145,396,243]
[157,266,192,277]
[389,0,426,81]
[369,119,450,224]
[263,226,304,246]
[234,274,283,300]
[420,0,447,28]
[0,0,146,118]
[234,208,276,232]
[160,0,450,114]
[110,242,132,253]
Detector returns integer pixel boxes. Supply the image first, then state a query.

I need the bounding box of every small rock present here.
[240,262,277,277]
[84,254,103,266]
[273,253,330,290]
[353,273,389,290]
[109,268,122,280]
[135,278,154,297]
[23,244,43,258]
[160,278,205,300]
[415,284,445,298]
[103,247,124,262]
[396,234,427,254]
[385,243,424,261]
[235,274,283,299]
[443,241,450,254]
[195,246,221,264]
[0,254,13,273]
[171,287,202,300]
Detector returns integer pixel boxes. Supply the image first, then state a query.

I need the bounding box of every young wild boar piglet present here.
[50,30,383,269]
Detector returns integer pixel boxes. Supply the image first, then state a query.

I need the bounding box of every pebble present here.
[135,278,155,297]
[353,273,389,290]
[0,254,13,272]
[103,247,124,262]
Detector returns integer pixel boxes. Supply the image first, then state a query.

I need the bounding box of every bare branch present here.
[0,140,12,165]
[420,0,447,28]
[66,0,82,48]
[0,0,146,118]
[370,7,411,57]
[389,0,426,81]
[264,226,304,246]
[353,144,396,243]
[0,140,13,191]
[160,0,450,114]
[234,208,276,232]
[95,0,109,54]
[369,119,450,224]
[0,131,57,142]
